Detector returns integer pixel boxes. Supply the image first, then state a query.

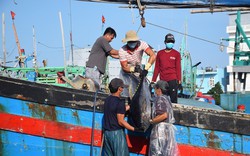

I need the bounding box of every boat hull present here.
[0,76,250,155]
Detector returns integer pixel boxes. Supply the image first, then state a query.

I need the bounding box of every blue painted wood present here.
[0,97,103,129]
[0,130,100,156]
[175,125,250,154]
[0,130,144,156]
[243,135,250,154]
[1,96,250,154]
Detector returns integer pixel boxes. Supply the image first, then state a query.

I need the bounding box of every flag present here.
[10,11,16,20]
[102,15,105,24]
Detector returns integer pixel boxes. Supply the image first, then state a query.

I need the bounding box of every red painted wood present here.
[0,112,102,146]
[0,112,247,156]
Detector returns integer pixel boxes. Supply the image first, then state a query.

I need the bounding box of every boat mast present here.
[32,25,38,68]
[69,0,74,66]
[2,13,6,66]
[59,12,68,77]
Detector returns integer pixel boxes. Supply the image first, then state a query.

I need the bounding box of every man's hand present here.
[134,65,142,73]
[149,119,154,124]
[140,69,148,78]
[134,127,144,132]
[150,82,155,88]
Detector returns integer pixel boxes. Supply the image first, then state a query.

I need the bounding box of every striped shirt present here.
[119,40,150,66]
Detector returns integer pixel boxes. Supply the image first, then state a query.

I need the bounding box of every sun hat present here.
[122,30,139,43]
[165,33,175,43]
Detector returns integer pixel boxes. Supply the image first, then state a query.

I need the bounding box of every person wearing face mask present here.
[102,78,141,156]
[118,30,156,98]
[152,33,181,103]
[148,80,179,156]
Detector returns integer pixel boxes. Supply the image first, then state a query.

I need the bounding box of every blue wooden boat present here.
[1,1,250,155]
[0,75,249,156]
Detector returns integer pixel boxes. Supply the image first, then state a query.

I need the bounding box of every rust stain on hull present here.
[206,131,221,149]
[27,103,57,121]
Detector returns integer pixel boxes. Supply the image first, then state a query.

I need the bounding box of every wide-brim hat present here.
[122,30,139,43]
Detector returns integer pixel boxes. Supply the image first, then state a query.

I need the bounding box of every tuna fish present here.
[128,74,152,132]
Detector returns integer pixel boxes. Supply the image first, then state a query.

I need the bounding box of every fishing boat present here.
[1,1,250,156]
[0,75,250,156]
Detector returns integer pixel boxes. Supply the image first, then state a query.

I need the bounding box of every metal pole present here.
[32,25,37,68]
[2,13,6,66]
[69,0,74,66]
[59,12,68,77]
[90,90,98,156]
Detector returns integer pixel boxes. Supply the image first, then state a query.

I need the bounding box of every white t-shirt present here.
[119,40,149,66]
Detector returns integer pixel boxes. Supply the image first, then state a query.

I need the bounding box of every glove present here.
[140,69,148,78]
[149,119,154,124]
[150,82,155,88]
[144,63,152,70]
[134,127,144,132]
[130,66,135,72]
[134,64,142,73]
[149,82,155,94]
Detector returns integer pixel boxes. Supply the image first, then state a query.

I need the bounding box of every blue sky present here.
[0,0,230,69]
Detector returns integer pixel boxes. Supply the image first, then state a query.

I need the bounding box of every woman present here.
[148,80,179,156]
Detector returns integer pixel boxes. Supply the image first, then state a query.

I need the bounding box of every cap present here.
[154,80,169,92]
[122,30,139,43]
[165,33,175,43]
[109,78,128,90]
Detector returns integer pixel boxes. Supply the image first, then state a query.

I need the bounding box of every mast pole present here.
[32,25,37,68]
[59,12,68,77]
[69,0,74,66]
[2,13,6,66]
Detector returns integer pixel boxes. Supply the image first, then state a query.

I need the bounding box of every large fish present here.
[128,74,152,132]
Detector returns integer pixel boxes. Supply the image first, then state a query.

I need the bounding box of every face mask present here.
[166,43,174,49]
[127,42,137,49]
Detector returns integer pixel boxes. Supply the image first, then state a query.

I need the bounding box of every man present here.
[102,78,138,156]
[86,27,119,86]
[152,33,181,103]
[119,30,156,97]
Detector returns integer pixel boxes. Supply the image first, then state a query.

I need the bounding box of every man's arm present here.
[109,49,119,59]
[144,47,156,70]
[117,114,135,131]
[152,54,160,82]
[120,60,133,73]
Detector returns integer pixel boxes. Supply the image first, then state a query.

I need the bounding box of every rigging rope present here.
[145,21,234,50]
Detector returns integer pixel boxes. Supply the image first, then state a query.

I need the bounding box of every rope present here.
[90,90,98,156]
[145,21,235,50]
